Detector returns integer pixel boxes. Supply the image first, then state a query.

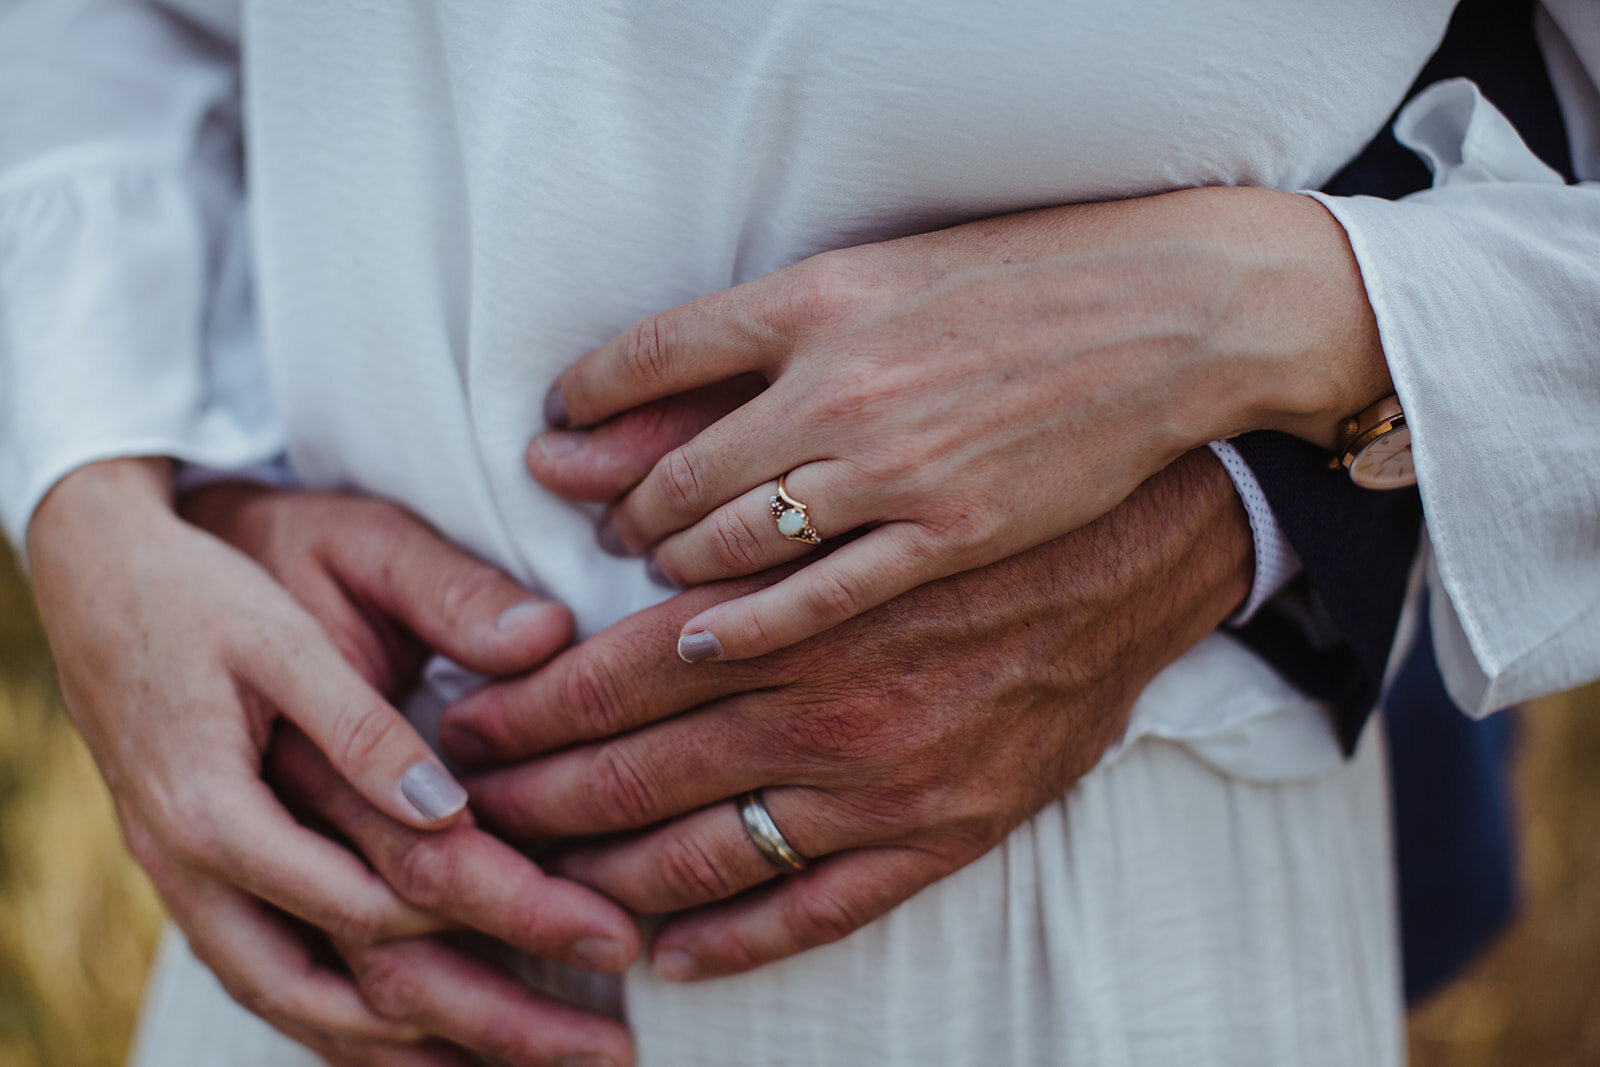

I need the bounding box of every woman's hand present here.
[538,185,1389,662]
[27,461,637,1066]
[444,448,1253,980]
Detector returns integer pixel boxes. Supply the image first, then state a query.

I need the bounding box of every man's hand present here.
[29,464,637,1067]
[441,447,1253,981]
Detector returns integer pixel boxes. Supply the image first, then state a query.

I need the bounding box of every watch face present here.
[1350,425,1415,489]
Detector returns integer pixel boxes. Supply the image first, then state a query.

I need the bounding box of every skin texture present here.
[539,185,1387,664]
[28,461,637,1067]
[443,447,1253,980]
[18,185,1355,1057]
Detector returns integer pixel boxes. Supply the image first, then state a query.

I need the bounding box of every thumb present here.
[326,508,575,678]
[237,617,470,829]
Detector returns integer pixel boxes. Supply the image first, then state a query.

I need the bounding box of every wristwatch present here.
[1333,394,1416,489]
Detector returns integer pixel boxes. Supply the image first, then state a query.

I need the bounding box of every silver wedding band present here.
[738,790,809,874]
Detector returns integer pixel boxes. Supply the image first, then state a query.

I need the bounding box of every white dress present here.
[2,1,1599,1064]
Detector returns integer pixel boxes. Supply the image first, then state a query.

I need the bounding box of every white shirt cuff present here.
[1206,440,1303,624]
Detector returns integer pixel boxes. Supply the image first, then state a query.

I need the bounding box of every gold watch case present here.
[1334,394,1416,490]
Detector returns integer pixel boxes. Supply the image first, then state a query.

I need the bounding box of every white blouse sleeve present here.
[1306,0,1600,716]
[0,0,282,559]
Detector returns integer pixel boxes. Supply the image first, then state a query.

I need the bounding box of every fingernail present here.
[497,600,552,631]
[438,721,491,766]
[644,555,678,590]
[400,761,469,821]
[677,631,722,663]
[557,1056,616,1067]
[544,384,570,429]
[597,519,629,558]
[573,936,630,973]
[536,430,587,458]
[654,948,701,981]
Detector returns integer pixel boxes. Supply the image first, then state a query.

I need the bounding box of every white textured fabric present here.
[0,0,281,561]
[1207,439,1304,622]
[0,1,1593,1063]
[131,727,1402,1067]
[1305,49,1600,715]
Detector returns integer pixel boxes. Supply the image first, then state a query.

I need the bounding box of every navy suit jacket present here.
[1230,0,1573,749]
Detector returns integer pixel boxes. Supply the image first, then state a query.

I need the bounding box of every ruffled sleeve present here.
[1306,0,1600,715]
[0,0,282,558]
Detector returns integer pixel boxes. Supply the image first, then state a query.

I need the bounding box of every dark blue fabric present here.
[1384,600,1518,1003]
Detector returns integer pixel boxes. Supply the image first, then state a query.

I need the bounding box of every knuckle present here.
[584,746,659,828]
[708,511,767,573]
[778,254,865,328]
[354,948,424,1021]
[433,565,501,627]
[783,698,891,760]
[656,447,705,515]
[327,898,387,947]
[157,796,222,870]
[327,701,409,777]
[702,925,765,976]
[391,835,462,911]
[802,569,864,624]
[621,314,674,387]
[809,367,878,424]
[556,653,631,738]
[784,889,861,948]
[656,835,739,906]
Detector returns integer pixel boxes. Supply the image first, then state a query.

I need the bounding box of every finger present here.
[280,565,422,699]
[676,524,941,661]
[179,877,424,1044]
[465,697,787,839]
[601,388,808,555]
[233,620,470,829]
[527,375,766,503]
[549,281,790,429]
[648,847,949,981]
[341,937,635,1067]
[323,509,575,678]
[272,728,641,973]
[650,462,871,587]
[549,787,864,914]
[192,774,446,946]
[438,582,768,765]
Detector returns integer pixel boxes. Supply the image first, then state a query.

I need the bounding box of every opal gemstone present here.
[777,508,808,537]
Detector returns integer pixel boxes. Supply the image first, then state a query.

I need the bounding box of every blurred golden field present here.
[1,539,1597,1066]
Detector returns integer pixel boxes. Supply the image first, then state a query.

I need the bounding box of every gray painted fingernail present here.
[573,936,630,973]
[677,631,722,663]
[400,761,469,821]
[497,600,552,631]
[655,948,701,981]
[644,555,678,589]
[536,430,587,458]
[544,385,570,428]
[556,1056,616,1067]
[597,519,629,557]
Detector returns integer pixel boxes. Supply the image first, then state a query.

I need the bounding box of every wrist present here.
[1122,448,1254,631]
[1173,187,1393,451]
[27,457,178,582]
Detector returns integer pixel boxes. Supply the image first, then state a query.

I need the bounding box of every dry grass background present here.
[0,539,1596,1066]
